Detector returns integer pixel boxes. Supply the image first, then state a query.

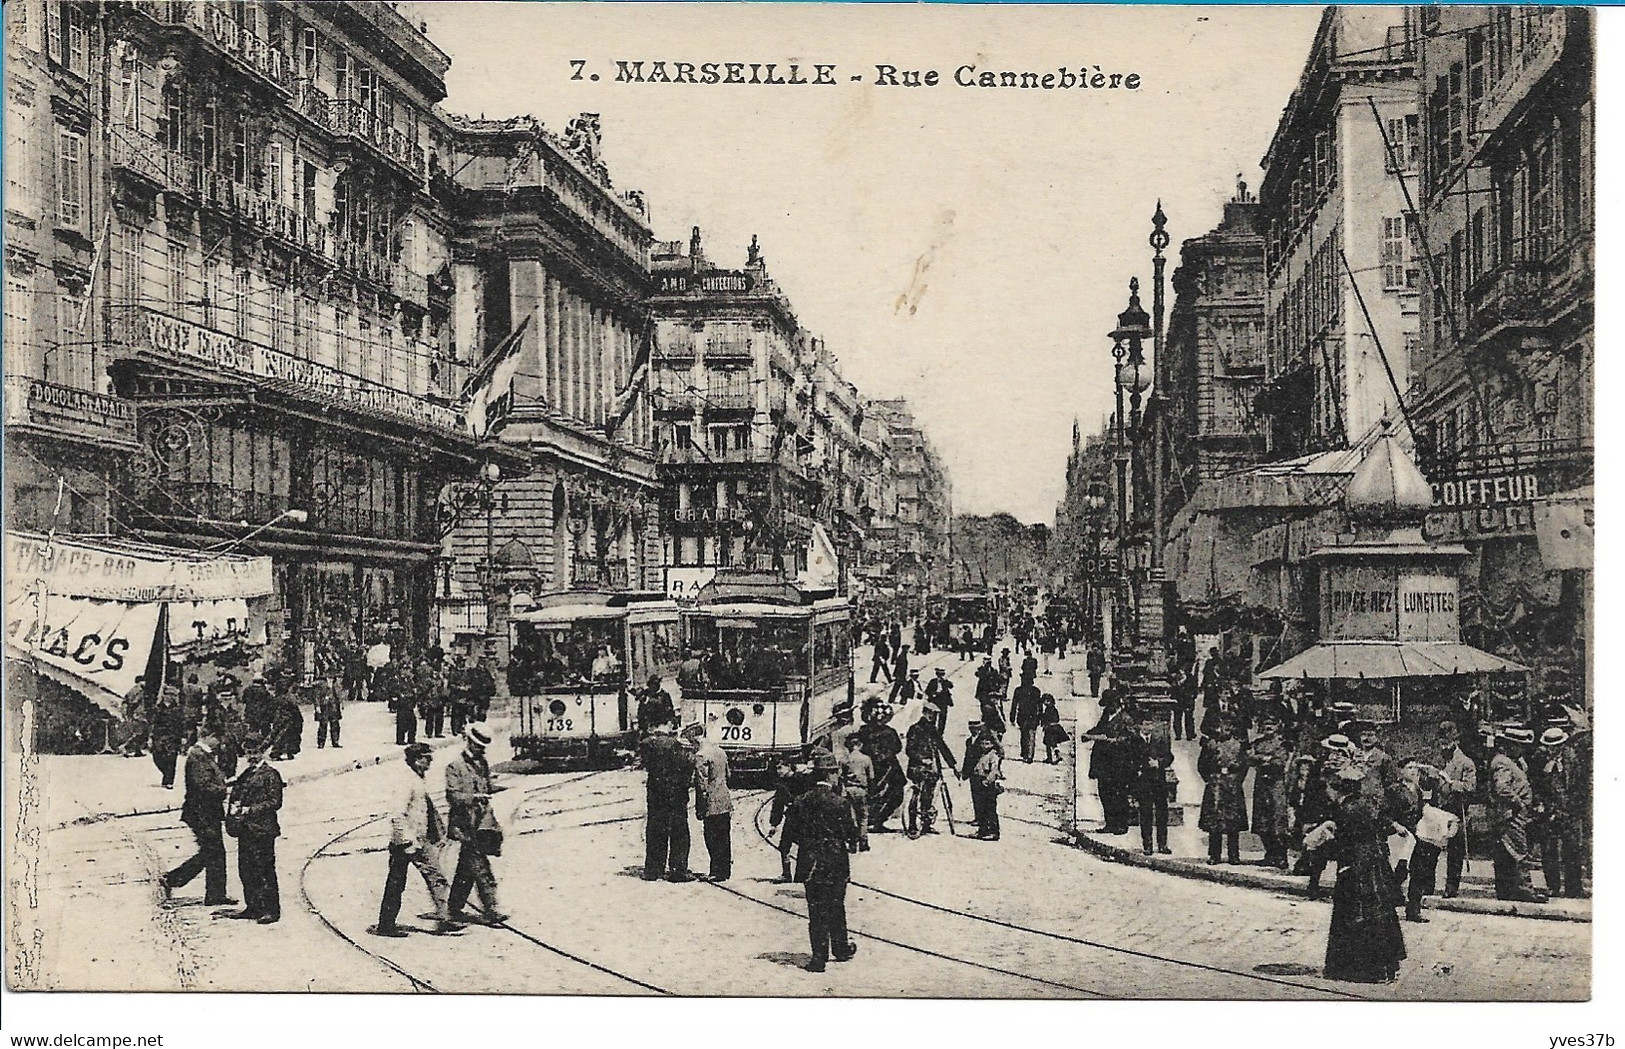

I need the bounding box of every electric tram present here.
[509,590,682,765]
[679,575,856,774]
[946,591,999,653]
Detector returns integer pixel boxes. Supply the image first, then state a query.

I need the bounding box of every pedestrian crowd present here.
[1082,634,1593,985]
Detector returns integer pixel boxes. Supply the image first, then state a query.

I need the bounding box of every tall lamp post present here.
[477,462,504,659]
[1110,278,1152,658]
[1147,203,1172,689]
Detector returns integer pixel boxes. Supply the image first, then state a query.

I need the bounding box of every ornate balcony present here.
[1466,259,1549,349]
[131,1,293,95]
[331,99,429,182]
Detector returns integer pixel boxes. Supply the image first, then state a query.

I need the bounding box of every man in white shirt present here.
[371,743,464,937]
[686,722,734,882]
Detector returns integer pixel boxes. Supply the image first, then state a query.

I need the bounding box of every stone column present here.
[509,258,545,402]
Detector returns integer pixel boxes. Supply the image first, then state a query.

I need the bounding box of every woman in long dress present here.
[1322,770,1407,983]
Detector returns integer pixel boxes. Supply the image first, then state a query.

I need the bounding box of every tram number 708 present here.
[545,718,574,732]
[719,725,753,742]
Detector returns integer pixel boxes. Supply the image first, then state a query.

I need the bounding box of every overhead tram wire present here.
[1365,95,1519,479]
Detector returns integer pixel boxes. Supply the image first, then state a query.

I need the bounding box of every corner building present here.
[1408,6,1593,704]
[647,230,819,585]
[93,1,492,673]
[435,114,662,651]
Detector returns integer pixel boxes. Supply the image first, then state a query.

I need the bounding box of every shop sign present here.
[1321,564,1462,643]
[140,309,462,434]
[4,376,136,444]
[5,589,159,706]
[6,532,274,603]
[1431,473,1547,509]
[666,567,718,602]
[1322,564,1399,641]
[1423,504,1538,542]
[167,597,258,652]
[1397,574,1459,642]
[672,506,750,524]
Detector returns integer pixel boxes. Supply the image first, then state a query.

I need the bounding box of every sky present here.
[404,2,1325,523]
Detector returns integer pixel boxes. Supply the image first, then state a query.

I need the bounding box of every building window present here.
[64,2,88,76]
[336,53,352,101]
[266,142,285,204]
[161,85,184,152]
[201,103,218,169]
[119,224,142,306]
[1529,131,1558,257]
[1466,31,1487,126]
[5,277,33,378]
[121,61,143,129]
[358,66,374,113]
[1313,131,1331,191]
[1386,115,1418,172]
[301,160,318,219]
[6,109,30,214]
[231,123,248,184]
[302,26,319,79]
[55,129,85,231]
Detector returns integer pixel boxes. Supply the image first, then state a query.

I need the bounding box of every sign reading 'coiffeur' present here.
[1431,474,1545,508]
[140,309,462,433]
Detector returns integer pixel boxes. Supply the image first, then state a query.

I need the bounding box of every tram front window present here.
[687,620,808,693]
[510,620,625,693]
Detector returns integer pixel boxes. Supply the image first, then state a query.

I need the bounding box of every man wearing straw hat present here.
[1488,726,1547,904]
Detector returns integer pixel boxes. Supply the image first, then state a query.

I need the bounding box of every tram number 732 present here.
[545,718,575,732]
[719,724,753,742]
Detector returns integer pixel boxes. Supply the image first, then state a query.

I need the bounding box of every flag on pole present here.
[464,315,532,439]
[605,321,654,440]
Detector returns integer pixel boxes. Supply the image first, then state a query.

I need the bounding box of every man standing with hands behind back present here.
[687,722,734,882]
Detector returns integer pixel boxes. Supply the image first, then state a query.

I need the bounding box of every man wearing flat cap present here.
[1488,726,1547,904]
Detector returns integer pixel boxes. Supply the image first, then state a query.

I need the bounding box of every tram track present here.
[742,795,1368,1000]
[301,768,670,995]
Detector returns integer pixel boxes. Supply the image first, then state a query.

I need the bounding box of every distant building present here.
[647,230,819,583]
[863,398,951,595]
[1162,182,1270,492]
[1256,5,1421,457]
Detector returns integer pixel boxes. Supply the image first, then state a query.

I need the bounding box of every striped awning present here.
[1259,642,1529,680]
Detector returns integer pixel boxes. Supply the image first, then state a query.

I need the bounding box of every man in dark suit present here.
[227,734,285,923]
[781,752,859,972]
[1009,680,1044,763]
[639,717,696,882]
[162,725,235,906]
[1122,711,1175,856]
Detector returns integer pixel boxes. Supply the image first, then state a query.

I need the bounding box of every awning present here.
[1259,641,1530,680]
[512,604,627,626]
[6,532,273,713]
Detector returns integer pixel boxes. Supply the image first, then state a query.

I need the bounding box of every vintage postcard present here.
[3,0,1598,1024]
